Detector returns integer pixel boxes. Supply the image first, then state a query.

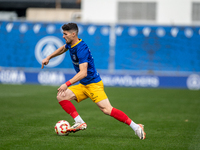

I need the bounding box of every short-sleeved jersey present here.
[65,39,101,85]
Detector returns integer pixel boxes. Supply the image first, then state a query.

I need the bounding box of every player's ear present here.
[72,31,76,37]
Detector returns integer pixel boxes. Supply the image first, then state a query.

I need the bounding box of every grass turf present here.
[0,84,200,150]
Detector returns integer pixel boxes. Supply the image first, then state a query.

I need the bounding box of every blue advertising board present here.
[0,21,200,89]
[0,69,200,90]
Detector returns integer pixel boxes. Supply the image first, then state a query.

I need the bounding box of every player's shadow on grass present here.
[65,133,135,139]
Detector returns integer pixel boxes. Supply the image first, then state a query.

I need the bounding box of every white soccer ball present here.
[55,120,70,136]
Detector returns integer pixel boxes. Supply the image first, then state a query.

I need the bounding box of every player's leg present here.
[96,99,146,140]
[87,81,134,126]
[96,98,132,123]
[86,81,146,139]
[57,87,87,132]
[57,88,85,123]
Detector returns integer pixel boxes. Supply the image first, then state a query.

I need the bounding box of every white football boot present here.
[135,124,146,140]
[67,122,87,133]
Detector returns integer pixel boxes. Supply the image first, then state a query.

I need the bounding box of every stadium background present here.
[0,0,200,90]
[1,1,200,150]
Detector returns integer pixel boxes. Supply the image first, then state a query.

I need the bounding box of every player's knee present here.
[56,90,76,102]
[56,95,64,102]
[56,93,68,102]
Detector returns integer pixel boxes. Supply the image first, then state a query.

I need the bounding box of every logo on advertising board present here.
[38,71,65,85]
[101,75,159,87]
[0,70,26,84]
[35,36,65,67]
[186,74,200,90]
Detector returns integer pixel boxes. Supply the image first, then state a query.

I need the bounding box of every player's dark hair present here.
[62,23,78,35]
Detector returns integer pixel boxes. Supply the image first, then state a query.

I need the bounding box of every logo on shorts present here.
[90,93,98,100]
[35,36,65,67]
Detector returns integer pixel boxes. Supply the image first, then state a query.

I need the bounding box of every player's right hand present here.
[57,83,68,96]
[41,58,49,69]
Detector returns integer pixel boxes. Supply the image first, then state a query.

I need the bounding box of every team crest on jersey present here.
[73,55,77,61]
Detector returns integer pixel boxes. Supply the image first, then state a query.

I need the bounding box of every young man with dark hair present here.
[41,23,146,140]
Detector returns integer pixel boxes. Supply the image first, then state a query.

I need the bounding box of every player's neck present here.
[71,37,80,47]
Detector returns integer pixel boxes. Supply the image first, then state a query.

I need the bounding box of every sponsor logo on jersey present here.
[72,61,79,65]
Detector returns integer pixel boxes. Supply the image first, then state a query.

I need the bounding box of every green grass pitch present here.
[0,84,200,150]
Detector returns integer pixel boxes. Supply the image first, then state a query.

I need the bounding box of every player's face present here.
[63,30,75,44]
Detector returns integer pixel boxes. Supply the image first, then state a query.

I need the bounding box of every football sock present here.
[59,100,84,123]
[129,121,140,132]
[110,107,132,125]
[74,115,85,124]
[110,108,139,131]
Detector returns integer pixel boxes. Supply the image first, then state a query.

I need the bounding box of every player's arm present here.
[41,44,68,69]
[57,62,88,96]
[68,62,88,84]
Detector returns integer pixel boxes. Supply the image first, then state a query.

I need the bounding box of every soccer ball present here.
[55,120,70,136]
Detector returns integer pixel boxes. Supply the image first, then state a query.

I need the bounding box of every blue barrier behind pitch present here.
[0,21,200,89]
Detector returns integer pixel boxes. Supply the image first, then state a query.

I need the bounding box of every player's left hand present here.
[57,83,68,96]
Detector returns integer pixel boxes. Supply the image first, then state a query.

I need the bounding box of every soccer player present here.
[41,23,146,140]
